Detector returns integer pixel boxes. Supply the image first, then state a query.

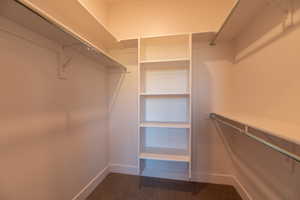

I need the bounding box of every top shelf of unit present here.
[210,0,268,45]
[4,0,127,71]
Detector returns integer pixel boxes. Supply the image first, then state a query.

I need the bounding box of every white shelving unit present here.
[138,34,192,180]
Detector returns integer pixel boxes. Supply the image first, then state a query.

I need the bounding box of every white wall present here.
[0,16,109,200]
[191,40,235,182]
[108,48,139,174]
[107,0,236,40]
[221,1,300,199]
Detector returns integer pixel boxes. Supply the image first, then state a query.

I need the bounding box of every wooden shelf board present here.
[140,122,190,129]
[139,147,190,162]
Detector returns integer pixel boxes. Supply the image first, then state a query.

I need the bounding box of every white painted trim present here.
[191,172,236,185]
[72,166,110,200]
[109,164,139,175]
[191,172,252,200]
[108,164,250,200]
[231,177,253,200]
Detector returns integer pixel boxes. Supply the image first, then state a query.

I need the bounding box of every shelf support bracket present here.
[57,46,75,80]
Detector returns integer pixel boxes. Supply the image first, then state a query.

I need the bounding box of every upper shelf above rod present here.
[210,0,269,46]
[7,0,127,72]
[210,113,300,163]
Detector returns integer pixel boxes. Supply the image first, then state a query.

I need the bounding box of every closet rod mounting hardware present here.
[210,113,300,163]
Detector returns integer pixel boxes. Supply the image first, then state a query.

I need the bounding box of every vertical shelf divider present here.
[188,33,193,179]
[137,37,141,175]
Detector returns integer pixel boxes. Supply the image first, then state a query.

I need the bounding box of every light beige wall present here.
[225,1,300,199]
[232,1,300,124]
[192,41,235,177]
[108,48,139,171]
[107,0,236,40]
[0,16,109,200]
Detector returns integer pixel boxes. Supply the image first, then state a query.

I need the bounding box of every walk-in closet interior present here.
[0,0,299,200]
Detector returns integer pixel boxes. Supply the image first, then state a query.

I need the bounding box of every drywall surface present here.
[192,41,235,181]
[233,2,300,125]
[108,48,139,173]
[0,16,109,200]
[224,1,300,199]
[107,0,236,40]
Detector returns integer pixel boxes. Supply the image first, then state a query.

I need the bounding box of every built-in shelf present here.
[140,93,190,96]
[139,147,189,162]
[138,34,192,180]
[140,58,190,65]
[140,122,190,129]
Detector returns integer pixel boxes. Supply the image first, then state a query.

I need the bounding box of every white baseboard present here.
[191,172,252,200]
[231,177,253,200]
[108,164,252,200]
[72,166,110,200]
[71,164,252,200]
[191,172,236,185]
[109,163,139,175]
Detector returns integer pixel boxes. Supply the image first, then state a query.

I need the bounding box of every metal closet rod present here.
[210,0,241,46]
[210,113,300,163]
[14,0,96,50]
[14,0,123,69]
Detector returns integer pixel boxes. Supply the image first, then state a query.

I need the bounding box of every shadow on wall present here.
[192,40,235,176]
[108,48,138,113]
[235,0,300,63]
[213,119,300,200]
[108,72,126,112]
